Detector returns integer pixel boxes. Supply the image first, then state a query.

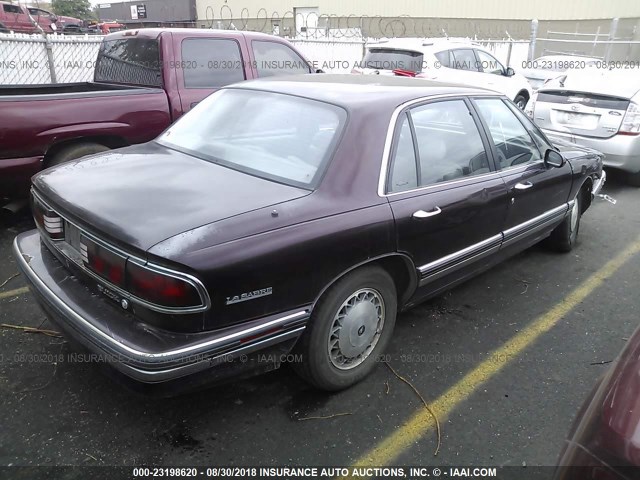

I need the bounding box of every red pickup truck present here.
[0,28,317,198]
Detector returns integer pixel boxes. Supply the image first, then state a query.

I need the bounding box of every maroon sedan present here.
[556,323,640,479]
[14,75,605,393]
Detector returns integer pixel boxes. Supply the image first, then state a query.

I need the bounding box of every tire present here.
[48,142,110,167]
[514,94,528,110]
[545,191,582,252]
[627,170,640,187]
[293,266,397,391]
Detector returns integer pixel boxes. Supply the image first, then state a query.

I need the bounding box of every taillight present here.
[32,195,64,240]
[126,261,202,308]
[619,101,640,136]
[392,68,417,77]
[80,236,126,287]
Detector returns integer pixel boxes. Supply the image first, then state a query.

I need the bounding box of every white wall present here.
[196,0,640,21]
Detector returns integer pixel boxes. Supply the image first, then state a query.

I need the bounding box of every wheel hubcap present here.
[328,288,385,370]
[570,199,579,233]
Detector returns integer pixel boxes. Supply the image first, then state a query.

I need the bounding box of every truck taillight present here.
[80,236,126,287]
[126,261,202,309]
[32,196,64,240]
[619,102,640,136]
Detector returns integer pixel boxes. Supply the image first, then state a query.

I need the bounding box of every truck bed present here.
[0,82,160,99]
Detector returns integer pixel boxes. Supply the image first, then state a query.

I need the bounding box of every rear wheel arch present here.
[43,136,128,167]
[311,254,418,313]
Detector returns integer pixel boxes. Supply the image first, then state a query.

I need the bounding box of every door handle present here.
[514,181,534,190]
[412,207,442,219]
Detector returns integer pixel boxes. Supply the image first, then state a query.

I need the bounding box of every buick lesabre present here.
[14,75,605,392]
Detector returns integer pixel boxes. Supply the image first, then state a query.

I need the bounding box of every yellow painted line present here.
[0,286,30,300]
[345,236,640,474]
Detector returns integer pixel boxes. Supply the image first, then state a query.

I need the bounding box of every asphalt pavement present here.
[0,174,638,473]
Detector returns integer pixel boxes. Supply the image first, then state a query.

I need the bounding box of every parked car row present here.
[0,1,82,34]
[0,24,636,478]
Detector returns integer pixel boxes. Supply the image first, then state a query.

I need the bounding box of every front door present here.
[471,97,573,247]
[385,98,509,286]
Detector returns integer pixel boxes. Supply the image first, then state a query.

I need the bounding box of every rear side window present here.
[181,38,245,88]
[3,4,23,13]
[451,49,480,71]
[363,48,424,73]
[434,50,451,68]
[410,100,489,187]
[252,41,311,78]
[95,38,161,87]
[388,114,418,193]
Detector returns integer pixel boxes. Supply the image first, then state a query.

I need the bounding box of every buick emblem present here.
[571,105,580,111]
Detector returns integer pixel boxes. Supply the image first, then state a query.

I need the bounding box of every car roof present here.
[228,74,496,109]
[367,37,479,53]
[105,28,287,41]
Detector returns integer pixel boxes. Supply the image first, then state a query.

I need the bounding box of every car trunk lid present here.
[533,69,640,139]
[32,142,311,253]
[534,90,630,139]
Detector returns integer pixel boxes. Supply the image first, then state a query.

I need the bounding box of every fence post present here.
[605,17,619,62]
[528,19,538,61]
[44,37,57,84]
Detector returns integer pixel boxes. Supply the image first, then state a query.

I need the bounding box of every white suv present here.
[353,38,533,109]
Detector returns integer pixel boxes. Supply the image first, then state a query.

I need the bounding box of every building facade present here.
[96,0,197,26]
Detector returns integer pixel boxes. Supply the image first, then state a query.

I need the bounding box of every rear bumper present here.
[542,129,640,173]
[0,156,42,198]
[13,230,309,390]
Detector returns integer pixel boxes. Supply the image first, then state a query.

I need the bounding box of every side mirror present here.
[544,149,565,168]
[315,69,325,74]
[504,67,515,77]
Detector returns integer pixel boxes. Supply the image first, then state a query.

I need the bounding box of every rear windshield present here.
[157,89,347,189]
[361,48,424,73]
[94,38,161,87]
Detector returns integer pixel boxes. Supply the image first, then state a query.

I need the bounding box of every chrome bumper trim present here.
[14,234,308,369]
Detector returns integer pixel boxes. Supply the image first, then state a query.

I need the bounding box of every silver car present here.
[518,55,600,91]
[527,67,640,185]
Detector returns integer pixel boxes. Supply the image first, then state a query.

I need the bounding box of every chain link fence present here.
[2,9,639,85]
[0,32,102,84]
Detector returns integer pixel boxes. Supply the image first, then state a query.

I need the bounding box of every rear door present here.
[429,48,481,86]
[386,98,509,287]
[176,35,250,115]
[533,90,629,139]
[472,97,572,248]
